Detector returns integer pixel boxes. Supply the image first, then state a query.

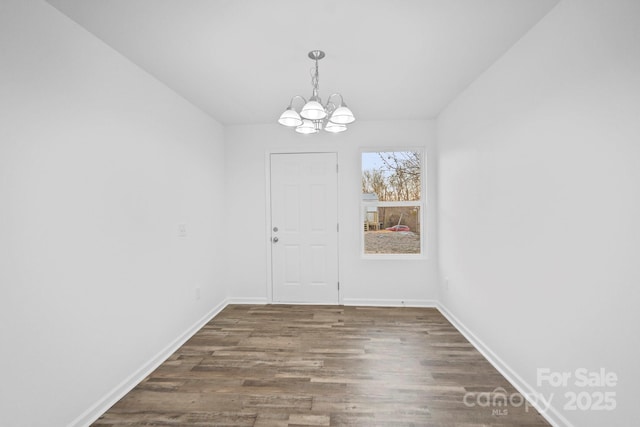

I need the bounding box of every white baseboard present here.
[226,297,270,305]
[68,298,229,427]
[435,302,573,427]
[342,298,438,307]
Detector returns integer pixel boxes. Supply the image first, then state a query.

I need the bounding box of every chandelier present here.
[278,50,355,134]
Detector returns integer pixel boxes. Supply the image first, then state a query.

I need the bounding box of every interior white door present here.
[270,152,339,303]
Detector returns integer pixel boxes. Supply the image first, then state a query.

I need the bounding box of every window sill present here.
[361,253,427,261]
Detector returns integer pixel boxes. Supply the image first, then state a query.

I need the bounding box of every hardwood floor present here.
[93,305,550,426]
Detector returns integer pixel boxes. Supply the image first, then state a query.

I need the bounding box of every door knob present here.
[272,237,279,243]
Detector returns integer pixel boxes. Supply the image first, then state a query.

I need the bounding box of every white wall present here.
[0,1,227,426]
[437,1,640,426]
[224,120,439,306]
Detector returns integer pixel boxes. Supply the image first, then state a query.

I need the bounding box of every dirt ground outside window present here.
[364,230,420,254]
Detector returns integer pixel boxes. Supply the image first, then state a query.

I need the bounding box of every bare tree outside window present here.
[362,152,421,201]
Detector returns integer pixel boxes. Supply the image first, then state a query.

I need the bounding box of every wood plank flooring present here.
[93,305,550,426]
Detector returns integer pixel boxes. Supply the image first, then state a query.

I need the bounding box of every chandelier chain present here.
[310,60,319,97]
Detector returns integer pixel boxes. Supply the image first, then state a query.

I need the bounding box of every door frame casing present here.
[265,150,340,304]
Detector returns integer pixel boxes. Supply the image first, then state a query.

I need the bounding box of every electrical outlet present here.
[444,277,450,290]
[195,287,201,300]
[178,223,187,238]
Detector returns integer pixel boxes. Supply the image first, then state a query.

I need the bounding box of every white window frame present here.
[360,148,426,260]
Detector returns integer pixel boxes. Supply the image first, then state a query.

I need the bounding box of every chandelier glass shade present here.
[278,50,355,134]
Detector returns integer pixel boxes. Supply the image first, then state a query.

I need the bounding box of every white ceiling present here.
[46,0,559,125]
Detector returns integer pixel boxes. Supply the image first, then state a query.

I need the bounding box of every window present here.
[361,150,424,257]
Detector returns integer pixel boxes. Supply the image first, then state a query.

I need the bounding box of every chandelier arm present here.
[325,102,336,115]
[325,93,345,114]
[325,93,345,107]
[288,95,307,110]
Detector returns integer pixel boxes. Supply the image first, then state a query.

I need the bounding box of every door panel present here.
[271,153,338,303]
